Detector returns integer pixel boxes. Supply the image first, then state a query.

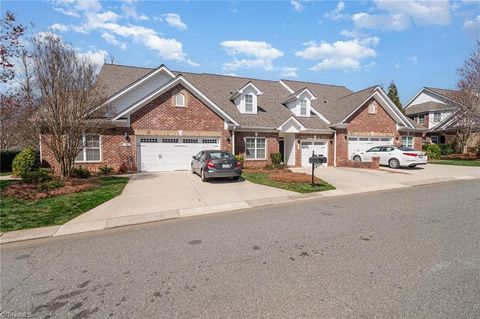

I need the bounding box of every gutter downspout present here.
[333,130,337,167]
[232,126,236,155]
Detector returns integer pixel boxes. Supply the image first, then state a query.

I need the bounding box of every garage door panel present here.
[138,136,219,172]
[347,136,392,159]
[301,140,328,167]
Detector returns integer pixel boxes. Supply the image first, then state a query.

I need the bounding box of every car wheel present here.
[201,169,208,182]
[410,164,417,168]
[353,155,362,162]
[389,158,400,169]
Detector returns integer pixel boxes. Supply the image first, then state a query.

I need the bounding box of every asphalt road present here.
[1,180,479,319]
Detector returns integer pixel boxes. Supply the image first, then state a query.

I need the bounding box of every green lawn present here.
[429,159,480,167]
[242,172,335,193]
[0,177,129,232]
[0,172,12,176]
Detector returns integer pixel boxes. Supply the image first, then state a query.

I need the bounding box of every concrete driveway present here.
[292,164,480,190]
[69,171,294,224]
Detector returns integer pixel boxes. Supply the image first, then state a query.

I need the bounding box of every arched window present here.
[175,93,185,107]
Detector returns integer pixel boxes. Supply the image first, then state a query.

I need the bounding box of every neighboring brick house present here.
[40,64,424,173]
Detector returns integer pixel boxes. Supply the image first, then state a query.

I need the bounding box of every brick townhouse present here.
[40,64,425,173]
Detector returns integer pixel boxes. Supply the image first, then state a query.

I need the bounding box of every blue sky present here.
[3,0,480,103]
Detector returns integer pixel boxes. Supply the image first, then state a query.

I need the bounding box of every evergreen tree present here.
[387,81,404,113]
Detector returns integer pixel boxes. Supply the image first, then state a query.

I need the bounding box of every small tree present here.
[387,81,403,113]
[451,41,480,153]
[29,34,109,179]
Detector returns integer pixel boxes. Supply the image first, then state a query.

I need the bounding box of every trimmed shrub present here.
[38,179,64,192]
[99,165,113,175]
[21,168,52,184]
[270,153,282,168]
[437,144,454,156]
[71,167,91,179]
[423,144,441,160]
[0,149,20,172]
[12,146,39,177]
[264,164,274,170]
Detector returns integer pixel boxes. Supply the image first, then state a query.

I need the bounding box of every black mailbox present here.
[309,155,323,164]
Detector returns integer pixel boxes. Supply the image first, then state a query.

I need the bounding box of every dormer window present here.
[300,99,308,116]
[175,93,185,107]
[245,94,253,113]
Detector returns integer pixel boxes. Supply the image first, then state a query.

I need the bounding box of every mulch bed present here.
[244,169,322,184]
[3,178,96,200]
[441,153,480,160]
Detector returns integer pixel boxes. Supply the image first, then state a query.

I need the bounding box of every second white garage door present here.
[138,136,220,172]
[347,136,392,159]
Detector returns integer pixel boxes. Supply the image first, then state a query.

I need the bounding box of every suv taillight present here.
[206,161,215,169]
[403,152,418,157]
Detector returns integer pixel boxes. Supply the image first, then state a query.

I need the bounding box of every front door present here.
[279,139,285,163]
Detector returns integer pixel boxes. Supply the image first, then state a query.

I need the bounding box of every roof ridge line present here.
[338,85,379,100]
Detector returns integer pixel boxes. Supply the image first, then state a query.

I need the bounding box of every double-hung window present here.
[245,137,266,160]
[401,136,414,148]
[433,112,441,123]
[300,99,307,116]
[75,135,101,162]
[245,94,253,113]
[418,114,425,124]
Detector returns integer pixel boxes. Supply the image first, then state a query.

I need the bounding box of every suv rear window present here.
[207,151,235,159]
[399,147,416,151]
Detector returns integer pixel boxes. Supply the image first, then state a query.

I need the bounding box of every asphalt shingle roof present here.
[96,64,401,131]
[404,101,456,115]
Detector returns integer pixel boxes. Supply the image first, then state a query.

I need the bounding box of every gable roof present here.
[95,64,407,131]
[404,101,456,115]
[282,87,316,104]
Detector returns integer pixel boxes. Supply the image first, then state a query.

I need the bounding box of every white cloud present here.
[221,40,283,59]
[281,67,299,78]
[50,23,69,32]
[464,15,480,38]
[49,0,197,66]
[394,64,401,69]
[163,13,187,31]
[291,0,303,12]
[352,0,452,31]
[295,37,379,72]
[406,56,419,64]
[221,40,284,71]
[121,0,149,20]
[324,1,347,21]
[101,33,127,50]
[78,49,108,70]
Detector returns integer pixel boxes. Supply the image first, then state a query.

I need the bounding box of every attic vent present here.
[324,100,327,103]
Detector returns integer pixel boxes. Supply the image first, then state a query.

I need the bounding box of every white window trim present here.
[244,137,267,160]
[175,92,185,107]
[75,134,102,163]
[433,112,441,123]
[402,136,414,148]
[299,99,308,117]
[418,114,425,124]
[244,94,254,113]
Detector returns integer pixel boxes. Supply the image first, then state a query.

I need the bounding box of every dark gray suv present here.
[191,150,242,182]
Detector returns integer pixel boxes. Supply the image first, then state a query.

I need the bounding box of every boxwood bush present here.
[422,144,441,160]
[12,146,39,177]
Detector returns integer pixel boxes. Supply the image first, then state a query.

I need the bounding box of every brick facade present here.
[234,132,279,168]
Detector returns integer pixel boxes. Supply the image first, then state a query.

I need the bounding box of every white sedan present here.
[352,145,428,168]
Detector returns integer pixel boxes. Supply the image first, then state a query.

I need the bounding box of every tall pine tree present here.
[387,81,404,113]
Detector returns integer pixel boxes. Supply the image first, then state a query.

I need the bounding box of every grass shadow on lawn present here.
[0,177,129,232]
[242,170,335,193]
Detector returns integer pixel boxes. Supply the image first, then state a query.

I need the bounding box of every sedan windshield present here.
[207,151,235,159]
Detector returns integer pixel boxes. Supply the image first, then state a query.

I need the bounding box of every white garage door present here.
[301,140,328,167]
[347,136,392,159]
[138,136,220,172]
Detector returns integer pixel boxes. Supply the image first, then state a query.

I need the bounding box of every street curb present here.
[1,176,478,245]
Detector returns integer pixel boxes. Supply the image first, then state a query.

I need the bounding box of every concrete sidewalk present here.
[1,165,478,244]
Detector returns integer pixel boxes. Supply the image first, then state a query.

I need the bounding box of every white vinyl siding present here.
[245,137,266,160]
[402,136,414,148]
[75,135,101,162]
